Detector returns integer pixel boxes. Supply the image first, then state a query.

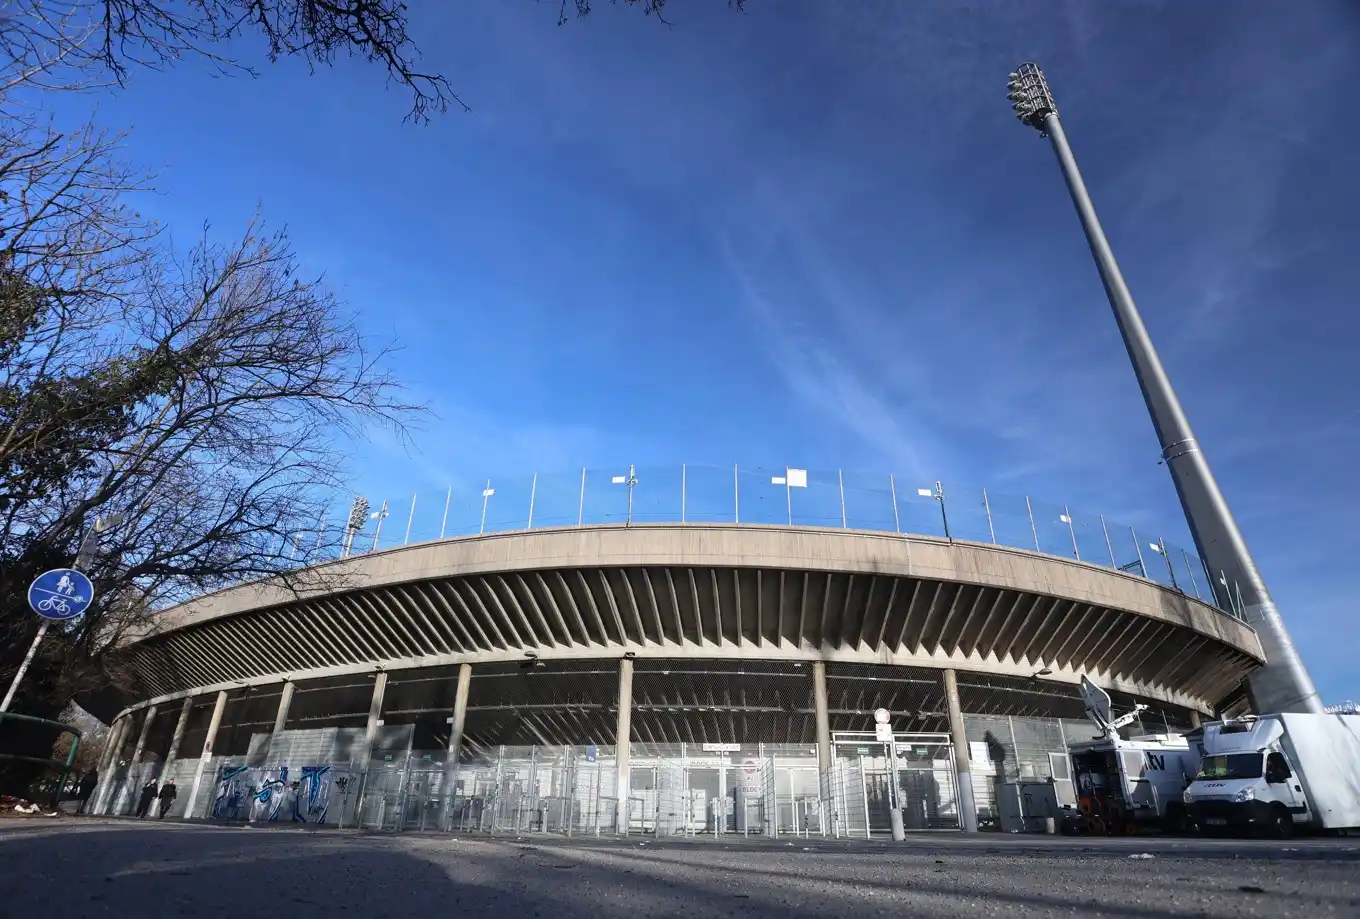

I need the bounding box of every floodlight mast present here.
[1007,63,1321,715]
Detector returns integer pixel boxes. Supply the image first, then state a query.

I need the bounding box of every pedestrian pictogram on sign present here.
[28,569,95,621]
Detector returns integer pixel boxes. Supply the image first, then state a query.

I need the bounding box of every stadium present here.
[85,464,1264,837]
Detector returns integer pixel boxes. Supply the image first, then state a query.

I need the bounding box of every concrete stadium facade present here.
[88,523,1264,836]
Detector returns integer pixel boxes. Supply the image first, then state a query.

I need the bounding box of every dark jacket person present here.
[136,779,158,818]
[157,780,178,818]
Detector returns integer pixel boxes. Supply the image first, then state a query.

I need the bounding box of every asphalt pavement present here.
[4,819,1358,918]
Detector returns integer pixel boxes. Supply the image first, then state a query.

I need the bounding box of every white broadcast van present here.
[1182,712,1360,837]
[1059,677,1201,835]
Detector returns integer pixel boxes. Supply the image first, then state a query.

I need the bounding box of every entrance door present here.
[686,767,720,834]
[629,766,657,833]
[864,770,895,835]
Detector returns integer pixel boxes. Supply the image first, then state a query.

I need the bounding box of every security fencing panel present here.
[962,714,1095,829]
[300,464,1233,617]
[772,757,823,837]
[436,745,620,836]
[830,733,959,837]
[830,752,871,839]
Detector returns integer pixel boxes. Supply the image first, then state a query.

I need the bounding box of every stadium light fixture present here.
[343,495,370,557]
[1007,62,1321,714]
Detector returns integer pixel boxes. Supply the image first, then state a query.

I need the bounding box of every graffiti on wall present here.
[212,765,254,820]
[210,763,352,823]
[296,765,353,823]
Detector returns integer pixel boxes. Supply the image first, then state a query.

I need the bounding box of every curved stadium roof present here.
[116,523,1264,716]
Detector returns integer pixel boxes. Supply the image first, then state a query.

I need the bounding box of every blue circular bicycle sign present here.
[28,568,95,621]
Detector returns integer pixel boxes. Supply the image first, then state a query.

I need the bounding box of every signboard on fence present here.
[741,760,762,793]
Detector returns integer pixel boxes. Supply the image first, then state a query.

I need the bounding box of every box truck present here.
[1059,678,1201,835]
[1182,713,1360,837]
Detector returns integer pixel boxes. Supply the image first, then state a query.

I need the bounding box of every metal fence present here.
[255,741,972,839]
[98,712,1131,835]
[281,464,1240,618]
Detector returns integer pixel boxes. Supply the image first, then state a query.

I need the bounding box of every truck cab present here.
[1182,713,1360,838]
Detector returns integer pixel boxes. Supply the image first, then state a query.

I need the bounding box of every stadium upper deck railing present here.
[283,463,1246,621]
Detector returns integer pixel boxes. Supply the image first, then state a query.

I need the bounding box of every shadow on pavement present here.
[2,822,1357,919]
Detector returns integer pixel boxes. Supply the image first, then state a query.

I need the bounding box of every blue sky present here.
[55,1,1358,701]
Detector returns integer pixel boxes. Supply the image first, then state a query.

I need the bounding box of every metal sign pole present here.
[5,523,107,713]
[0,621,50,714]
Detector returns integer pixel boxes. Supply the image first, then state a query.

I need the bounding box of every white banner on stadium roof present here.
[771,468,807,487]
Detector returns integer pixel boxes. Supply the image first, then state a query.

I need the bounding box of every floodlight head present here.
[1007,62,1057,133]
[347,496,371,530]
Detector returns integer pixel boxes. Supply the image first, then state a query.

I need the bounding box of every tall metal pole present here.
[1007,63,1320,712]
[0,622,50,714]
[625,465,637,527]
[370,500,389,551]
[403,492,417,545]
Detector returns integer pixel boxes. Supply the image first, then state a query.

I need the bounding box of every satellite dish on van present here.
[1080,676,1114,737]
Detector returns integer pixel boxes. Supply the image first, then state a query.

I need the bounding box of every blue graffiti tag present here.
[296,765,332,823]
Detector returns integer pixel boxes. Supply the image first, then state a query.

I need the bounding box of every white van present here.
[1182,713,1360,837]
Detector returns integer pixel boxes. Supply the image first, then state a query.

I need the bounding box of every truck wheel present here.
[1267,806,1294,840]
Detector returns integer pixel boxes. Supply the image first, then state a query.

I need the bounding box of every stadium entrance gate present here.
[830,732,961,836]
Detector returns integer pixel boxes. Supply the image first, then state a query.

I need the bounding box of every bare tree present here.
[2,216,420,701]
[2,0,461,119]
[556,0,747,28]
[0,73,419,730]
[2,1,750,117]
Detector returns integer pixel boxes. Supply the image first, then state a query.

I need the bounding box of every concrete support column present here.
[615,657,634,834]
[183,690,228,820]
[449,664,472,762]
[114,704,158,815]
[439,663,472,827]
[943,669,979,833]
[812,660,833,804]
[265,681,295,760]
[1188,710,1202,729]
[92,714,131,815]
[160,696,195,780]
[356,671,389,777]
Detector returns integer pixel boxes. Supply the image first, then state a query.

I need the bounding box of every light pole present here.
[612,465,639,526]
[918,481,951,542]
[1006,63,1321,713]
[342,496,370,558]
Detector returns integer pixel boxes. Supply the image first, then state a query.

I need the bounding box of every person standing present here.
[76,770,99,814]
[136,778,159,818]
[157,780,178,818]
